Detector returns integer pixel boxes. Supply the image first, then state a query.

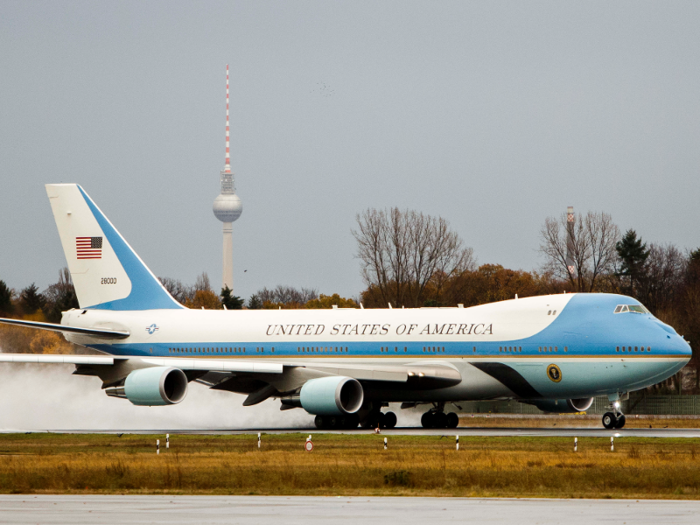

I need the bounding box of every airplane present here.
[0,184,692,430]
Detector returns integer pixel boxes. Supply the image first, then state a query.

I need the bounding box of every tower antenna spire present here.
[224,64,231,174]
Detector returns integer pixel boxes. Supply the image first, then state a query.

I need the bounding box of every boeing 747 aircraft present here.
[0,185,692,429]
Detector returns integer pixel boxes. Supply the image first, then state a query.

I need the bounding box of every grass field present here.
[1,432,700,498]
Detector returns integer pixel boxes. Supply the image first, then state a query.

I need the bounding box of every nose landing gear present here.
[602,398,626,429]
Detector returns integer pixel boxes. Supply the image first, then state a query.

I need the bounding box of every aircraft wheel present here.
[615,414,626,429]
[434,412,448,429]
[421,412,434,428]
[366,410,384,429]
[602,412,617,430]
[446,412,459,429]
[314,415,326,429]
[383,411,397,429]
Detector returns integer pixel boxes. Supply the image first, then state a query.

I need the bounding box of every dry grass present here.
[1,433,700,498]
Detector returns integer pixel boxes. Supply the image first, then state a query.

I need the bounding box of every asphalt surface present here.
[0,495,698,524]
[3,426,700,438]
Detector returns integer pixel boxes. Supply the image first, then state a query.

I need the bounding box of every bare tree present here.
[42,267,79,322]
[253,285,318,306]
[539,211,620,292]
[159,277,193,304]
[194,272,212,292]
[353,208,475,307]
[639,244,686,312]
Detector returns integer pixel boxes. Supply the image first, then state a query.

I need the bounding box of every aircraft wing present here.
[0,349,459,384]
[0,353,116,365]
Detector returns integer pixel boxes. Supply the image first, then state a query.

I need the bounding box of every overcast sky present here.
[2,1,699,301]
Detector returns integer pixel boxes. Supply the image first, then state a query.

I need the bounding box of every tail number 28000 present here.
[100,277,117,284]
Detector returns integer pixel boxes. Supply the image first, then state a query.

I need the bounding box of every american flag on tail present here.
[76,237,103,259]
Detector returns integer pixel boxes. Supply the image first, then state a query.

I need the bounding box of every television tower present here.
[566,206,575,276]
[212,65,242,291]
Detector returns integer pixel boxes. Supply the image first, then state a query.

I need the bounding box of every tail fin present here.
[46,184,183,311]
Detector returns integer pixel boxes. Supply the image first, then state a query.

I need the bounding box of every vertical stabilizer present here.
[46,184,183,311]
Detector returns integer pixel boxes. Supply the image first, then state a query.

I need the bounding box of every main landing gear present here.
[314,414,360,430]
[602,398,626,429]
[360,409,397,429]
[421,404,459,429]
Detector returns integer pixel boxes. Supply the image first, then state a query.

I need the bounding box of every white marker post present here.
[384,437,387,450]
[305,435,314,452]
[258,432,261,449]
[166,434,169,450]
[574,437,578,452]
[611,436,614,452]
[157,439,160,455]
[456,435,459,451]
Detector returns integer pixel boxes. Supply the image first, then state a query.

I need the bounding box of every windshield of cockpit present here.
[614,304,651,314]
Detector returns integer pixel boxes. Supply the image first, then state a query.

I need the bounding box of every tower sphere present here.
[213,193,242,223]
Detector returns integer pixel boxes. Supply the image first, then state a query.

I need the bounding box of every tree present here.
[42,268,79,323]
[186,290,221,309]
[305,294,358,309]
[637,244,685,313]
[19,283,45,315]
[539,211,620,292]
[250,286,318,309]
[0,280,13,316]
[440,264,543,307]
[181,272,221,309]
[159,277,193,304]
[353,208,475,307]
[220,286,244,309]
[247,294,263,310]
[616,229,650,295]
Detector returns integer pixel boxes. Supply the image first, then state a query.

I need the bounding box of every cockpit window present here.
[614,304,650,314]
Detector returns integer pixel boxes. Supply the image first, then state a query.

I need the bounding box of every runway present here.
[0,495,699,524]
[3,426,700,438]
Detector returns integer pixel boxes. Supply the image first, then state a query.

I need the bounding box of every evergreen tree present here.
[616,229,650,295]
[0,280,13,316]
[220,286,244,309]
[19,283,45,315]
[247,293,263,310]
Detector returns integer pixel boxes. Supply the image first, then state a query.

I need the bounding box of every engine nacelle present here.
[106,367,188,406]
[298,376,364,416]
[527,397,595,414]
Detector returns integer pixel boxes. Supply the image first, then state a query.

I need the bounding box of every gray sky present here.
[2,1,700,301]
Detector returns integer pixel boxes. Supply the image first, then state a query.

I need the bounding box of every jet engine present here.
[526,397,595,414]
[106,366,188,406]
[295,376,364,416]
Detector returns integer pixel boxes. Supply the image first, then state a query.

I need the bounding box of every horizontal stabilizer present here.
[0,317,130,339]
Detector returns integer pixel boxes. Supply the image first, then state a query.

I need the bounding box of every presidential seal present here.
[547,364,562,383]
